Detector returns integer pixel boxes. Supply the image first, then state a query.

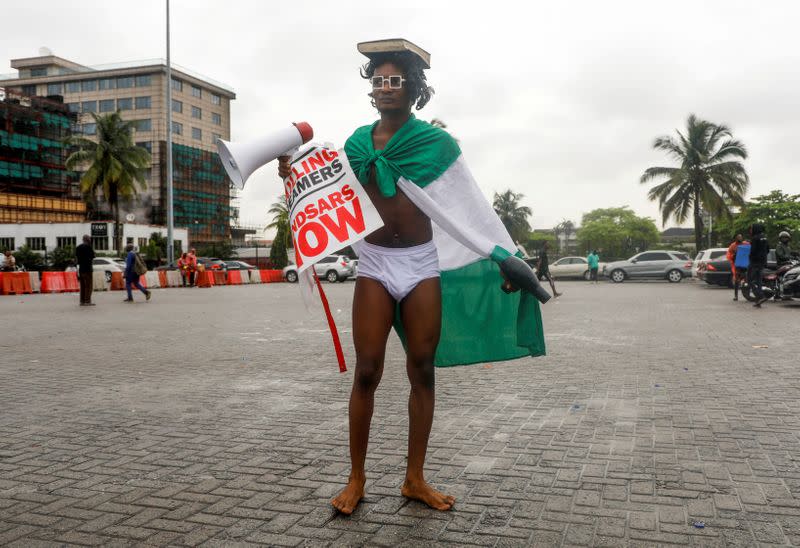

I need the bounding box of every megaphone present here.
[216,122,314,189]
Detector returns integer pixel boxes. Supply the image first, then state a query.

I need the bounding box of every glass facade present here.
[135,96,151,109]
[191,106,201,119]
[135,74,152,87]
[133,119,152,131]
[99,78,116,90]
[172,99,182,113]
[81,80,96,92]
[172,121,183,135]
[192,127,202,140]
[83,123,97,135]
[66,81,80,93]
[47,83,62,96]
[171,78,182,91]
[191,85,201,98]
[81,101,97,113]
[99,99,115,113]
[117,97,133,111]
[211,112,221,125]
[211,93,221,105]
[117,76,135,88]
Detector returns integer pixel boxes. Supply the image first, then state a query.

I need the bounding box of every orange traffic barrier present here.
[261,269,284,283]
[0,272,33,295]
[139,274,147,288]
[196,270,214,287]
[63,272,79,292]
[41,272,66,293]
[227,270,243,285]
[110,271,125,290]
[213,271,227,286]
[158,271,168,287]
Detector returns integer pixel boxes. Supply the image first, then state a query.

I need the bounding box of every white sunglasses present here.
[371,75,406,90]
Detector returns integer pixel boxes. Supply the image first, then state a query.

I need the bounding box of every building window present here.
[135,74,152,87]
[47,83,62,96]
[56,236,77,249]
[92,237,109,250]
[132,119,152,132]
[117,97,133,111]
[0,238,14,251]
[135,96,151,109]
[126,237,134,245]
[135,141,152,153]
[191,105,202,119]
[99,78,116,90]
[22,84,37,96]
[81,100,97,113]
[172,99,183,113]
[192,127,202,140]
[83,123,97,135]
[26,237,46,251]
[191,85,202,98]
[30,67,47,77]
[66,81,80,93]
[67,102,81,113]
[117,76,135,88]
[211,93,221,105]
[171,78,182,92]
[81,80,96,92]
[211,112,221,125]
[172,121,183,135]
[212,132,221,143]
[99,99,115,113]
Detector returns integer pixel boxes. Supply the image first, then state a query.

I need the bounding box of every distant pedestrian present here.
[187,248,198,286]
[728,234,749,301]
[587,250,600,283]
[75,235,95,306]
[537,241,562,297]
[1,250,16,271]
[123,244,151,302]
[748,223,769,307]
[177,252,189,286]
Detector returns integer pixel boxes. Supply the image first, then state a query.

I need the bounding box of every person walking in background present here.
[187,248,198,287]
[75,235,95,306]
[748,223,769,307]
[123,244,151,302]
[587,249,600,283]
[729,234,750,301]
[537,241,562,297]
[177,252,189,287]
[1,250,16,271]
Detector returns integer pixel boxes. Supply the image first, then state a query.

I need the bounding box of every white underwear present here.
[357,240,440,302]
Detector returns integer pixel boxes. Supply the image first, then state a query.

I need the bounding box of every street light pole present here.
[165,0,175,265]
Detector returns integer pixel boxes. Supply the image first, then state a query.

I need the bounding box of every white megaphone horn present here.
[216,122,314,189]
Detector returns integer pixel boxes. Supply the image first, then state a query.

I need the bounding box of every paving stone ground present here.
[1,279,799,547]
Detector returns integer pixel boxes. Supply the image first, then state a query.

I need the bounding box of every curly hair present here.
[360,52,434,110]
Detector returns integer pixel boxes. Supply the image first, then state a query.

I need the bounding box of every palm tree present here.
[553,219,576,253]
[493,189,532,242]
[266,196,292,249]
[65,111,151,254]
[641,114,749,251]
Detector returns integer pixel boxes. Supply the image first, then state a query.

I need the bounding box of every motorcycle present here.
[742,258,800,302]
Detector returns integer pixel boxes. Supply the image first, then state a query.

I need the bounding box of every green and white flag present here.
[345,115,545,367]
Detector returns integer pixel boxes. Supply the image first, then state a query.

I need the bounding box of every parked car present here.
[692,248,728,278]
[698,250,778,287]
[224,260,256,271]
[602,250,692,283]
[196,257,225,271]
[549,256,607,280]
[283,255,355,283]
[91,257,125,282]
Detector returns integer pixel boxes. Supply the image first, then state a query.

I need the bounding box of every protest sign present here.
[284,145,382,271]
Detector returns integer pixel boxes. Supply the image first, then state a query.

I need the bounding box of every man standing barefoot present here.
[279,40,545,515]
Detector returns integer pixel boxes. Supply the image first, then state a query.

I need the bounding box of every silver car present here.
[283,255,355,283]
[602,250,692,283]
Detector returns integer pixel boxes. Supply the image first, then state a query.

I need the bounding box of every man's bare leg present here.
[398,278,455,511]
[332,277,395,515]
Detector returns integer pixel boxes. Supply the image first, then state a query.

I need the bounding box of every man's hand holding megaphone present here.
[277,156,292,179]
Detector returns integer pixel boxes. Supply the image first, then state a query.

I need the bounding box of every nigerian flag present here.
[344,115,545,367]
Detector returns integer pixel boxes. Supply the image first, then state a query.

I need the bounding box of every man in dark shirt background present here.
[748,223,769,308]
[75,234,95,306]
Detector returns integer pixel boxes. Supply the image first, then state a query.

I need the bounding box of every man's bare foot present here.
[331,477,365,515]
[401,479,455,511]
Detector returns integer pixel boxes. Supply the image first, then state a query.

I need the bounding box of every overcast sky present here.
[3,0,799,231]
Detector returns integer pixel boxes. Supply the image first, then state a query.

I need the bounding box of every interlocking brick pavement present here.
[1,280,799,546]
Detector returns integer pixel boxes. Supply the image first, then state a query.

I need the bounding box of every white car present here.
[549,256,606,280]
[283,255,355,283]
[92,257,125,282]
[692,248,728,278]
